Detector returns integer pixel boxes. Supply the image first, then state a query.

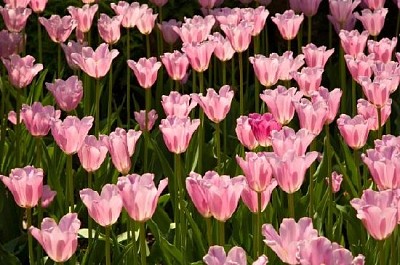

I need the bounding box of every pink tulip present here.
[274,51,305,81]
[209,32,235,62]
[344,53,375,83]
[357,98,391,131]
[311,87,343,124]
[241,179,277,213]
[240,6,269,37]
[29,0,47,13]
[327,171,343,193]
[294,98,328,135]
[29,213,80,262]
[3,0,30,8]
[117,173,168,222]
[80,184,123,227]
[271,126,316,157]
[367,38,397,63]
[110,1,141,28]
[136,7,157,35]
[248,113,282,147]
[291,67,324,97]
[21,102,61,137]
[302,43,334,68]
[160,51,190,81]
[159,116,200,154]
[204,246,268,265]
[339,30,369,57]
[235,116,259,150]
[271,10,304,41]
[0,166,43,208]
[97,14,122,45]
[8,110,22,125]
[0,29,22,58]
[249,54,280,87]
[100,128,142,175]
[67,4,98,33]
[198,0,219,9]
[61,41,87,70]
[158,19,181,45]
[161,91,197,118]
[359,76,391,107]
[50,116,94,155]
[186,172,213,218]
[290,0,322,17]
[39,15,77,43]
[41,185,56,208]
[211,7,241,26]
[372,61,400,93]
[71,43,119,79]
[337,114,369,150]
[173,15,215,44]
[46,76,84,112]
[77,135,108,172]
[220,20,253,53]
[260,86,303,125]
[191,85,234,123]
[362,0,385,9]
[182,40,215,73]
[150,0,168,7]
[329,0,361,24]
[262,217,318,264]
[134,109,158,131]
[0,6,31,32]
[127,57,161,89]
[328,13,356,33]
[351,189,398,240]
[354,8,388,37]
[1,54,43,89]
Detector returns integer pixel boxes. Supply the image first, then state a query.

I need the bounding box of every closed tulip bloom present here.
[29,213,80,263]
[354,8,388,37]
[29,0,47,13]
[61,41,87,70]
[80,184,123,226]
[150,0,168,7]
[161,91,197,118]
[271,127,316,157]
[173,15,215,44]
[97,14,122,45]
[328,13,357,33]
[110,1,141,28]
[39,15,77,43]
[241,179,277,213]
[134,109,158,131]
[359,76,391,107]
[302,43,335,68]
[0,6,31,32]
[100,128,142,175]
[204,246,269,265]
[46,76,84,112]
[160,51,190,81]
[362,0,385,9]
[260,86,303,125]
[337,114,369,150]
[3,0,30,8]
[127,57,161,89]
[21,102,61,137]
[329,0,361,24]
[0,166,43,208]
[72,43,119,79]
[248,113,282,147]
[182,40,215,73]
[271,10,304,41]
[41,185,56,208]
[367,38,397,63]
[209,32,235,62]
[249,54,280,87]
[159,116,200,154]
[0,30,23,58]
[236,116,259,150]
[67,4,98,33]
[344,53,375,83]
[158,19,181,45]
[294,98,328,135]
[186,172,212,218]
[220,20,253,53]
[51,116,94,155]
[339,30,369,57]
[77,135,108,172]
[351,189,398,240]
[198,0,219,9]
[2,54,43,89]
[136,7,157,35]
[327,171,343,193]
[357,98,391,131]
[8,110,22,125]
[293,0,322,17]
[117,173,168,222]
[262,217,318,264]
[311,87,343,124]
[291,67,324,97]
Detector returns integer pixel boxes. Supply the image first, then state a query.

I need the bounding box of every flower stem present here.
[144,89,151,172]
[105,226,111,265]
[173,154,181,248]
[288,39,291,52]
[254,36,260,112]
[377,106,382,140]
[107,45,113,133]
[67,154,73,212]
[146,34,151,58]
[325,124,333,239]
[206,218,212,246]
[308,140,316,217]
[131,220,137,265]
[35,137,41,168]
[0,88,6,166]
[254,191,262,258]
[198,71,205,174]
[351,79,356,116]
[339,46,346,114]
[175,153,186,264]
[27,208,34,265]
[139,222,147,265]
[288,192,295,218]
[397,10,400,39]
[217,221,224,246]
[307,16,312,44]
[127,28,131,129]
[215,122,221,173]
[95,78,100,136]
[88,172,93,244]
[239,52,244,115]
[16,89,22,167]
[353,149,361,192]
[37,15,42,64]
[57,44,62,78]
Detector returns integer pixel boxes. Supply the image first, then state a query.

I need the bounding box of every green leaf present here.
[0,243,21,265]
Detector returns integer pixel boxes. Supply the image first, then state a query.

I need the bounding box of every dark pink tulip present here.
[77,135,108,172]
[97,14,122,45]
[260,86,303,125]
[354,8,388,37]
[294,98,328,135]
[134,109,158,131]
[248,113,282,147]
[368,38,397,63]
[357,98,391,131]
[127,57,161,89]
[39,15,77,43]
[220,21,253,53]
[241,179,277,213]
[100,128,142,175]
[249,54,280,87]
[46,76,84,112]
[21,102,61,137]
[344,53,375,83]
[50,116,94,155]
[158,19,181,45]
[0,166,43,208]
[160,51,190,81]
[291,67,324,97]
[0,5,31,32]
[61,41,87,70]
[262,217,318,264]
[337,114,369,150]
[71,43,119,79]
[41,185,56,208]
[271,126,316,157]
[271,10,304,41]
[80,184,123,227]
[302,43,334,68]
[161,91,197,118]
[209,32,235,62]
[329,0,361,24]
[117,173,168,222]
[311,87,343,124]
[29,0,47,13]
[136,7,158,35]
[110,1,141,28]
[235,115,259,150]
[29,213,80,262]
[339,30,369,57]
[204,245,268,265]
[359,76,391,108]
[351,189,398,240]
[182,40,215,73]
[150,0,168,7]
[327,171,343,193]
[159,116,200,154]
[67,4,98,33]
[1,54,43,89]
[3,0,30,8]
[173,15,215,44]
[0,30,23,58]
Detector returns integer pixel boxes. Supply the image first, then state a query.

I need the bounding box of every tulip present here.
[0,29,23,58]
[161,91,197,118]
[21,102,61,137]
[271,127,316,157]
[41,185,56,208]
[0,6,31,32]
[46,76,84,112]
[367,38,398,63]
[248,113,282,147]
[160,51,190,81]
[291,67,324,97]
[302,43,334,68]
[2,54,43,89]
[344,53,375,83]
[354,8,388,37]
[241,6,270,37]
[294,98,328,135]
[357,98,391,131]
[39,15,77,43]
[249,54,280,87]
[134,109,158,131]
[136,7,157,35]
[220,20,253,53]
[29,0,48,13]
[67,4,98,33]
[150,0,168,7]
[127,57,161,89]
[271,10,304,41]
[337,114,369,150]
[339,30,369,57]
[235,116,259,150]
[77,135,108,172]
[61,41,87,70]
[311,87,342,124]
[173,15,215,44]
[204,246,268,265]
[290,0,322,17]
[97,14,122,45]
[182,40,215,73]
[329,0,361,24]
[241,179,277,213]
[274,51,305,81]
[362,0,385,9]
[328,13,356,33]
[327,171,343,193]
[110,1,141,28]
[209,32,235,62]
[158,19,181,45]
[3,0,30,8]
[359,76,391,108]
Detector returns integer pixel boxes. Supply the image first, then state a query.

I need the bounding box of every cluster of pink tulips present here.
[1,0,400,264]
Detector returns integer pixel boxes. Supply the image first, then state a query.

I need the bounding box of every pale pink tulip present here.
[274,51,305,81]
[182,40,215,73]
[110,1,141,28]
[327,171,343,193]
[371,61,400,93]
[97,14,122,45]
[294,98,328,135]
[134,109,158,131]
[354,8,388,37]
[249,54,280,87]
[241,179,277,213]
[359,76,391,107]
[21,102,61,137]
[0,29,23,58]
[337,114,369,150]
[344,53,375,83]
[3,0,30,8]
[220,20,253,53]
[41,185,56,208]
[204,246,268,265]
[271,10,304,41]
[186,172,212,218]
[235,116,259,150]
[367,38,397,63]
[209,32,235,62]
[150,0,168,7]
[67,4,98,33]
[290,0,322,17]
[311,87,343,124]
[160,51,190,81]
[46,76,84,112]
[61,41,87,70]
[291,67,324,97]
[198,0,219,9]
[158,19,181,45]
[161,91,197,118]
[357,98,391,131]
[329,0,361,24]
[136,7,157,35]
[2,54,43,89]
[241,6,269,36]
[0,6,31,32]
[39,15,77,43]
[173,15,215,44]
[248,113,282,147]
[127,57,161,89]
[29,0,47,13]
[77,135,108,172]
[339,30,369,57]
[302,43,335,68]
[211,7,241,26]
[362,0,385,9]
[328,13,356,33]
[7,110,22,125]
[271,127,316,157]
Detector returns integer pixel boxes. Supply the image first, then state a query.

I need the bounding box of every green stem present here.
[264,23,269,54]
[288,39,291,51]
[37,203,43,265]
[397,10,400,40]
[35,137,42,167]
[254,191,262,258]
[239,52,244,115]
[131,220,137,265]
[254,36,260,112]
[67,154,73,212]
[206,218,212,246]
[328,23,332,49]
[198,72,204,173]
[175,153,186,264]
[231,57,236,87]
[127,28,131,129]
[377,240,385,265]
[222,61,226,85]
[16,89,22,167]
[27,208,34,265]
[391,230,396,265]
[105,226,111,265]
[297,24,302,54]
[95,78,100,136]
[325,124,333,239]
[37,15,42,64]
[353,149,361,192]
[107,45,113,133]
[222,62,227,156]
[307,16,312,44]
[139,222,147,265]
[173,154,180,248]
[339,46,346,114]
[57,44,61,78]
[215,122,221,173]
[0,87,6,167]
[351,79,356,116]
[217,221,224,246]
[386,116,391,135]
[308,140,316,217]
[146,34,151,58]
[144,89,151,172]
[288,192,295,218]
[88,172,93,244]
[377,106,382,140]
[84,73,90,116]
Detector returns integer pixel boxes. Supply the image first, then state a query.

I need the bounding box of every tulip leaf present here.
[0,243,21,265]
